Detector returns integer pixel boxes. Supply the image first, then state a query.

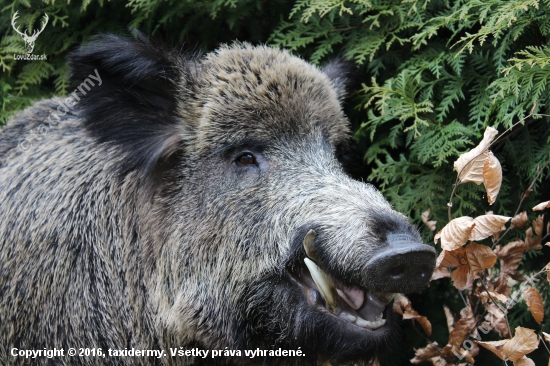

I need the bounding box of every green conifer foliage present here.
[270,0,549,224]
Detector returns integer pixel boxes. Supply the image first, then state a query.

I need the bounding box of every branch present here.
[492,158,550,249]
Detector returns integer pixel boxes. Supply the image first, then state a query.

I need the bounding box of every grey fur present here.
[0,38,433,366]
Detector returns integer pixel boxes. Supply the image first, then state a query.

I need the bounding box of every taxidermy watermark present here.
[17,70,102,152]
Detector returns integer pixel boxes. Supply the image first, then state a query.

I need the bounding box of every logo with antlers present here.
[11,11,49,54]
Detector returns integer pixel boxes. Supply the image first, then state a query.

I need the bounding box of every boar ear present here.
[322,58,356,100]
[68,33,193,180]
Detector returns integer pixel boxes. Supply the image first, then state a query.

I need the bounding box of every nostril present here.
[388,264,406,278]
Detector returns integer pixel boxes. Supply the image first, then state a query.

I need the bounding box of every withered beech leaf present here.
[433,229,442,245]
[483,151,502,205]
[533,200,550,211]
[454,127,498,184]
[484,302,510,338]
[436,249,463,268]
[470,214,511,241]
[476,339,508,360]
[514,356,535,366]
[421,208,437,232]
[447,307,476,348]
[403,312,432,337]
[523,287,544,324]
[393,294,432,336]
[392,293,409,315]
[452,264,471,290]
[466,242,498,277]
[546,263,550,283]
[490,291,508,303]
[410,342,442,365]
[435,248,472,289]
[443,305,455,334]
[439,216,475,251]
[511,211,529,228]
[430,266,450,281]
[502,327,539,362]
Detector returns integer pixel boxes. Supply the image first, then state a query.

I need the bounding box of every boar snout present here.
[363,233,436,294]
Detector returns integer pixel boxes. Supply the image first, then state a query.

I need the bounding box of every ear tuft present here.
[322,58,357,100]
[67,33,193,181]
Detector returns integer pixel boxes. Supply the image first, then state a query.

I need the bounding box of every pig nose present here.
[362,234,436,294]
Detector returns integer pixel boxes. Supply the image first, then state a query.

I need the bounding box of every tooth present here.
[304,257,338,312]
[303,229,317,259]
[355,318,370,328]
[355,317,387,330]
[339,312,357,322]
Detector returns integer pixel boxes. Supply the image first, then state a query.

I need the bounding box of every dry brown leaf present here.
[443,305,455,334]
[483,151,502,204]
[488,291,509,304]
[421,208,437,233]
[447,308,476,349]
[523,287,544,324]
[403,312,433,336]
[495,240,528,258]
[436,249,464,268]
[533,215,543,236]
[430,266,451,280]
[467,242,498,277]
[433,229,442,244]
[438,216,475,251]
[526,215,545,250]
[484,302,510,338]
[494,239,531,280]
[441,344,477,364]
[514,356,535,366]
[502,327,539,361]
[451,264,471,290]
[494,273,512,297]
[511,211,529,228]
[470,214,511,241]
[476,339,508,360]
[435,248,472,289]
[478,327,539,361]
[546,263,550,283]
[454,127,499,184]
[533,200,550,211]
[410,342,441,364]
[392,293,409,315]
[393,294,432,336]
[477,290,508,305]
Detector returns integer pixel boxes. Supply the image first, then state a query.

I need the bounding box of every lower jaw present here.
[295,308,398,365]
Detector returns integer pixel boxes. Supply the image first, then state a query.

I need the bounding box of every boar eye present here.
[236,153,256,166]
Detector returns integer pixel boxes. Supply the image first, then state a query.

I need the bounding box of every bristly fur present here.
[0,34,430,366]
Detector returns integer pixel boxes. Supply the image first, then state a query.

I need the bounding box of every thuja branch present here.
[492,158,550,249]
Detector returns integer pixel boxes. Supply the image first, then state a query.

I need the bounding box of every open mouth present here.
[286,230,396,331]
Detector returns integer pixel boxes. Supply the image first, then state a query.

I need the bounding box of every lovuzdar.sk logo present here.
[11,11,48,61]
